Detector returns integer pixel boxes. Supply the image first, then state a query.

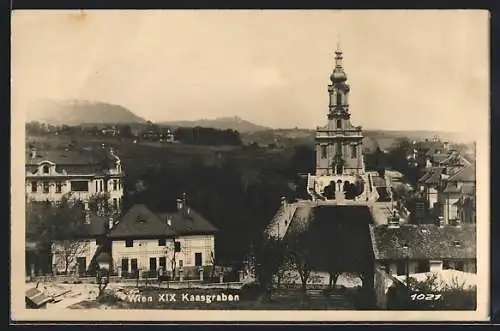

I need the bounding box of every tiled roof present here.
[156,209,218,236]
[423,171,442,185]
[26,148,115,166]
[109,204,176,239]
[431,153,451,164]
[418,167,444,184]
[371,223,476,260]
[448,164,475,182]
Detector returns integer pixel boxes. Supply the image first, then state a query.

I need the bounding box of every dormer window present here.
[42,165,50,174]
[453,240,461,248]
[136,213,146,223]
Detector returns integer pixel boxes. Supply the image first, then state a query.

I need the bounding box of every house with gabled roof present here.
[370,220,476,278]
[109,196,218,279]
[439,163,476,225]
[26,201,112,278]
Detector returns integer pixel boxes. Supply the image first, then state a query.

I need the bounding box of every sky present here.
[12,10,489,135]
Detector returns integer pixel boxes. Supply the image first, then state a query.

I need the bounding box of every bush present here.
[239,282,263,301]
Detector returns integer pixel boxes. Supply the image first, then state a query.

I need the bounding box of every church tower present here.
[315,44,365,177]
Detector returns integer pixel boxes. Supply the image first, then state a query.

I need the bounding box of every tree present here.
[253,235,288,302]
[285,219,316,299]
[118,124,134,138]
[29,198,90,275]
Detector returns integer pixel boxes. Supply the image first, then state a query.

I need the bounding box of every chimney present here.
[176,198,184,212]
[108,218,114,230]
[436,216,445,228]
[387,214,400,228]
[30,148,37,159]
[167,217,172,227]
[281,196,287,207]
[84,202,89,211]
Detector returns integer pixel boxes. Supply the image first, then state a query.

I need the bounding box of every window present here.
[42,165,49,174]
[55,182,62,193]
[351,145,357,158]
[31,181,37,193]
[99,181,103,192]
[113,198,118,210]
[71,180,89,192]
[337,142,343,156]
[416,260,430,273]
[320,145,327,159]
[95,181,98,192]
[336,119,342,129]
[125,239,134,248]
[443,260,454,270]
[159,257,166,269]
[113,180,118,191]
[131,259,138,271]
[174,241,181,252]
[121,258,129,273]
[336,92,342,105]
[396,261,406,276]
[149,257,157,271]
[43,181,49,193]
[158,238,166,246]
[195,253,202,267]
[179,260,184,268]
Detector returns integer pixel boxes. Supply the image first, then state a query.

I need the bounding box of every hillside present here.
[158,116,270,133]
[25,99,147,125]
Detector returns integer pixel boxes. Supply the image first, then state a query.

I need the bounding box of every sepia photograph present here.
[11,10,490,322]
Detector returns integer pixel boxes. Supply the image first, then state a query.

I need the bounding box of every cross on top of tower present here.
[331,37,347,83]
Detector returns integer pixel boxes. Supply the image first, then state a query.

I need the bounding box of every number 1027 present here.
[410,293,442,301]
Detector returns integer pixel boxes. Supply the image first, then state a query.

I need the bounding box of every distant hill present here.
[158,116,271,133]
[241,128,474,151]
[25,99,147,125]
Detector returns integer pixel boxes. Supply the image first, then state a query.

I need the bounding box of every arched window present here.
[320,145,327,159]
[42,165,49,174]
[336,91,342,105]
[351,145,357,158]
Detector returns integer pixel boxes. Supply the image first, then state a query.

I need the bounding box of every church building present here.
[308,44,372,203]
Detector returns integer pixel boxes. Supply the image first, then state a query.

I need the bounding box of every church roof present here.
[371,223,476,260]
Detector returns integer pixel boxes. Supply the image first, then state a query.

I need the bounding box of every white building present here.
[50,211,110,276]
[109,198,218,279]
[25,146,124,210]
[306,44,376,203]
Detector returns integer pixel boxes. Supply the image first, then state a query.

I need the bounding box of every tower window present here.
[336,91,342,105]
[336,119,342,129]
[42,165,50,174]
[351,145,357,158]
[320,145,327,159]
